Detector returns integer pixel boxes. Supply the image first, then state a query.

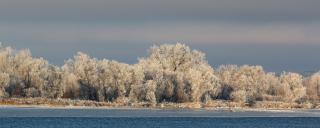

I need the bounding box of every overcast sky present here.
[1,0,320,72]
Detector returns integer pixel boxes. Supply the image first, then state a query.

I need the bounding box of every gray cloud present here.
[1,0,320,72]
[1,0,320,22]
[1,22,319,44]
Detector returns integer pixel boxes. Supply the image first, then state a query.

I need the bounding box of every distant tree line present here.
[0,43,319,105]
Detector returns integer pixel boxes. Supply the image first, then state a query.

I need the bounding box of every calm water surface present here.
[0,107,319,128]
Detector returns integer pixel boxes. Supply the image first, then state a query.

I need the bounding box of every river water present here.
[0,107,319,128]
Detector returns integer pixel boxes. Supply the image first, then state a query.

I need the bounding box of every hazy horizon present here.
[2,42,319,73]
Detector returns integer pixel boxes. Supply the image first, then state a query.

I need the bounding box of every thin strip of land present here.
[1,98,319,112]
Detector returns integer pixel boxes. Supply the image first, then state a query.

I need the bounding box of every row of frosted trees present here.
[0,43,319,104]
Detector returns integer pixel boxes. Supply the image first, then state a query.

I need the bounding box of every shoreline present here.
[1,101,320,117]
[0,98,319,113]
[2,105,320,118]
[0,104,318,114]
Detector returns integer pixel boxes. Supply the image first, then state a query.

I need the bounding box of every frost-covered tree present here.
[0,72,10,97]
[0,45,63,98]
[0,46,22,97]
[0,46,11,97]
[216,65,277,103]
[61,71,80,99]
[95,60,133,102]
[130,80,156,104]
[2,49,41,97]
[13,51,63,98]
[62,52,98,100]
[0,43,318,105]
[41,65,64,98]
[105,61,132,102]
[263,73,283,101]
[62,52,134,102]
[138,43,220,103]
[0,47,13,73]
[303,72,320,102]
[279,72,306,103]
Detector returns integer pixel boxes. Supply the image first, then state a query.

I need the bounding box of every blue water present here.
[1,117,320,128]
[1,107,320,128]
